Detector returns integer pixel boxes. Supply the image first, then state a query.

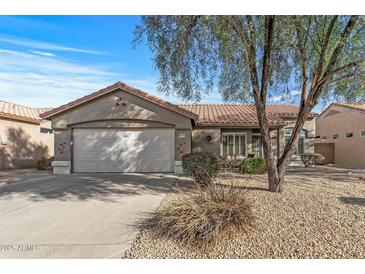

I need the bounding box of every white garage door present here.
[73,128,174,172]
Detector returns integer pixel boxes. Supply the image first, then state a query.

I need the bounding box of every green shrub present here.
[36,157,47,170]
[142,181,256,249]
[182,152,222,185]
[240,157,267,174]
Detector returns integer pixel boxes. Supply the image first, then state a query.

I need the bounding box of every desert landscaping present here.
[124,167,365,259]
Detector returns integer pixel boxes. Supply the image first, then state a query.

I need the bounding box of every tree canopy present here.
[134,16,365,104]
[135,16,365,192]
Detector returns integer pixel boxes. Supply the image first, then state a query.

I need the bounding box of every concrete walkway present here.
[0,173,174,258]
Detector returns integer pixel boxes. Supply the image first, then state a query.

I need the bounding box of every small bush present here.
[36,157,47,170]
[240,157,267,174]
[142,182,256,249]
[182,152,222,185]
[300,153,324,167]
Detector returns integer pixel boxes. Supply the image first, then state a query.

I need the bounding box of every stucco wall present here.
[51,89,192,163]
[192,127,277,157]
[316,105,365,168]
[175,129,192,160]
[51,90,192,130]
[191,117,315,161]
[191,128,221,154]
[54,129,72,162]
[0,118,54,169]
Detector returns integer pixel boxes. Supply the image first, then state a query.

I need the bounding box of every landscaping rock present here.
[123,169,365,259]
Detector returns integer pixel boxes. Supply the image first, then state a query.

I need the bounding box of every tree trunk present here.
[266,155,283,192]
[253,98,284,192]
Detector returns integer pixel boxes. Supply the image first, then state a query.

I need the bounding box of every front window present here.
[40,127,53,134]
[252,134,263,157]
[222,133,246,157]
[285,129,306,155]
[298,131,305,154]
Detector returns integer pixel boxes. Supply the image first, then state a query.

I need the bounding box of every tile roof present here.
[333,102,365,111]
[39,81,316,127]
[40,82,198,121]
[317,101,365,119]
[0,100,51,124]
[178,104,307,127]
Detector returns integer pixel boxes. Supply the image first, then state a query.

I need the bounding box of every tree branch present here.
[316,16,338,78]
[294,18,309,111]
[227,16,260,96]
[279,16,360,172]
[261,16,275,103]
[310,16,359,101]
[314,60,365,96]
[325,16,358,74]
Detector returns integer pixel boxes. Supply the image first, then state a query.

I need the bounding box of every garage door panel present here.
[73,161,125,173]
[121,158,173,173]
[73,128,174,172]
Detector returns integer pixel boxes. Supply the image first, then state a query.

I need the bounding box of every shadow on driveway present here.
[0,173,176,202]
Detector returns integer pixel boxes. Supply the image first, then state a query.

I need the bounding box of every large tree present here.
[134,16,365,192]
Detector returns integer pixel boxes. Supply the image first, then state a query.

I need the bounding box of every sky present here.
[0,15,316,110]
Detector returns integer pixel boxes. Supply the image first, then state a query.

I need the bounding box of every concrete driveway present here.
[0,173,175,258]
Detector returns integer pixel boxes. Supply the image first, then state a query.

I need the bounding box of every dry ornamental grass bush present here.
[300,153,325,167]
[140,181,256,249]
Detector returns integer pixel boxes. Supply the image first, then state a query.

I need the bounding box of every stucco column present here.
[276,128,280,160]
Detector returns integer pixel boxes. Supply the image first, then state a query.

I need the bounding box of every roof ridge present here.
[40,81,198,121]
[334,101,365,106]
[177,103,298,106]
[0,99,50,121]
[0,99,49,110]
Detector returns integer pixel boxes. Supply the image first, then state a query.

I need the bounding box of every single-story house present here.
[315,102,365,168]
[40,82,316,174]
[0,100,54,169]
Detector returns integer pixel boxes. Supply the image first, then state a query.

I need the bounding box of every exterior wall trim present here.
[68,118,176,128]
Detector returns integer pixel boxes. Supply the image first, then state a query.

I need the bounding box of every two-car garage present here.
[72,128,175,173]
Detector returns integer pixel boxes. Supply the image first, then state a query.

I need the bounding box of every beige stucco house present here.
[40,82,316,174]
[0,100,54,169]
[316,102,365,168]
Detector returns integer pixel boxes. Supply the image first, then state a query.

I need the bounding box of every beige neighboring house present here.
[0,100,54,170]
[316,102,365,168]
[40,82,316,175]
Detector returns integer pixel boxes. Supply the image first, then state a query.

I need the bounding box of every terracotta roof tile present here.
[0,100,51,124]
[39,82,316,127]
[178,104,315,127]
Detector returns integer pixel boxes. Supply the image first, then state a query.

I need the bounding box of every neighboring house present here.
[316,102,365,168]
[0,100,54,170]
[40,82,316,174]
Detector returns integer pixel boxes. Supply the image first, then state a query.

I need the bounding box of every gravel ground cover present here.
[123,167,365,259]
[0,168,51,187]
